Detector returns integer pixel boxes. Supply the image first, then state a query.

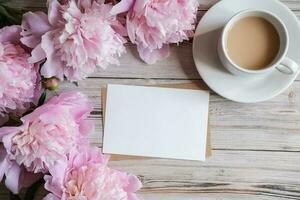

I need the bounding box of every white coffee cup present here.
[217,9,299,76]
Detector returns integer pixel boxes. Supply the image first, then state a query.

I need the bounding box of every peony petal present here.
[41,57,64,80]
[125,175,142,192]
[0,25,21,44]
[48,161,68,187]
[133,0,148,14]
[128,193,140,200]
[87,147,110,165]
[79,120,94,135]
[94,0,105,5]
[0,148,10,181]
[0,126,18,140]
[22,12,50,35]
[2,133,15,155]
[21,11,51,48]
[28,44,46,63]
[44,175,63,197]
[5,161,21,194]
[43,193,60,200]
[137,44,170,64]
[40,30,55,55]
[126,17,136,43]
[40,31,64,80]
[47,0,63,26]
[20,35,41,49]
[111,20,128,37]
[65,0,82,19]
[110,0,135,15]
[77,0,93,10]
[71,147,109,168]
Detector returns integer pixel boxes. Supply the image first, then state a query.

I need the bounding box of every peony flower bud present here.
[43,77,59,91]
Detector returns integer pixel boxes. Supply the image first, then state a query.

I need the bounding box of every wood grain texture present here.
[58,78,300,152]
[1,0,300,200]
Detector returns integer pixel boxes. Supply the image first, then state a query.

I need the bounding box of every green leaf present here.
[6,114,23,126]
[0,5,22,27]
[73,81,79,87]
[38,91,47,107]
[24,178,44,200]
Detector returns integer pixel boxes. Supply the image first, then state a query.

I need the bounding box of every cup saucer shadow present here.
[194,27,229,74]
[174,41,203,79]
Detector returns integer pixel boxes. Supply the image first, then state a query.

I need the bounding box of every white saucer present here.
[193,0,300,103]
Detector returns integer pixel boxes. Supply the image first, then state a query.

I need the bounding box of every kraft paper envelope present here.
[101,82,212,161]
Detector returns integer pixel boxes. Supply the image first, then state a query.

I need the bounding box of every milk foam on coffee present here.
[226,16,280,70]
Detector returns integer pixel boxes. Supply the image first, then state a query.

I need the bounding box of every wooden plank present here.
[280,0,300,10]
[108,150,300,199]
[89,43,202,79]
[57,78,300,152]
[0,189,299,200]
[88,43,300,80]
[137,193,298,200]
[1,151,299,200]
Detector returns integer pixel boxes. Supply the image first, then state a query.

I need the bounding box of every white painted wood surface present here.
[1,0,300,199]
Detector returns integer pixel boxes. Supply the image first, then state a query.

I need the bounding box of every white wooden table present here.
[1,0,300,199]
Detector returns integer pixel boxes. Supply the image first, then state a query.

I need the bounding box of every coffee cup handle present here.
[276,57,299,74]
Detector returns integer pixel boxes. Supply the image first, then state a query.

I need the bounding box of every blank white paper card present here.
[103,84,209,161]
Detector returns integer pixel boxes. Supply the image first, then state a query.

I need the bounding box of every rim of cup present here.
[220,9,289,74]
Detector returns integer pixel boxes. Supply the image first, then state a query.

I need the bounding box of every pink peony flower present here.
[43,147,142,200]
[111,0,199,64]
[0,25,41,124]
[21,0,127,81]
[0,92,93,187]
